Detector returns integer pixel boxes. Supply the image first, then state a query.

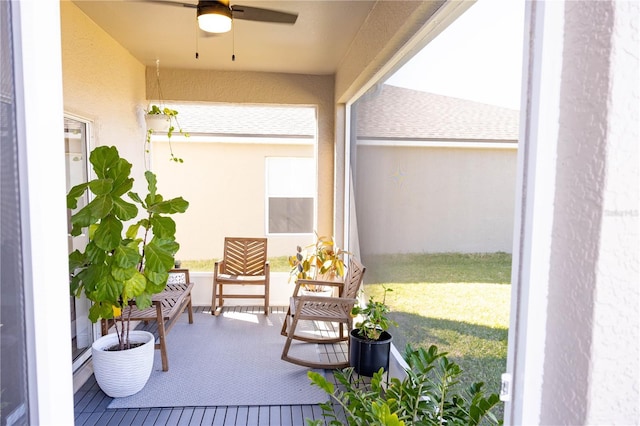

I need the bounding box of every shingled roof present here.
[356,84,519,142]
[162,85,518,142]
[162,102,317,138]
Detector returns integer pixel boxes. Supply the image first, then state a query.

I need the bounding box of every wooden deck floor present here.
[74,306,346,426]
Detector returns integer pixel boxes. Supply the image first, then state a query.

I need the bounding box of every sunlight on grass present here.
[365,281,510,398]
[361,252,512,415]
[366,282,510,328]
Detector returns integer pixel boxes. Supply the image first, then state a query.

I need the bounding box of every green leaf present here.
[88,301,115,323]
[71,194,113,229]
[110,265,136,282]
[145,277,167,294]
[66,182,89,209]
[89,146,119,179]
[126,222,142,239]
[148,197,189,214]
[112,197,138,221]
[113,243,141,268]
[68,249,86,272]
[70,274,83,297]
[88,179,113,196]
[135,292,152,310]
[128,191,144,206]
[144,237,179,273]
[144,170,158,205]
[121,271,147,303]
[93,272,122,304]
[85,240,107,264]
[307,371,334,394]
[145,269,169,287]
[150,215,176,239]
[93,215,123,251]
[107,159,133,196]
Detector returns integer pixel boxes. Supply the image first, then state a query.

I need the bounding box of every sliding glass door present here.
[64,116,94,371]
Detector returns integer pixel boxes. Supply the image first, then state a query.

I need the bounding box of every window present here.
[266,157,315,234]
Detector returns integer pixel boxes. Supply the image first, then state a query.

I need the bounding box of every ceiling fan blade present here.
[139,0,197,9]
[231,5,298,24]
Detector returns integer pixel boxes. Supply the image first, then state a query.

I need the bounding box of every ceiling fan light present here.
[197,4,232,33]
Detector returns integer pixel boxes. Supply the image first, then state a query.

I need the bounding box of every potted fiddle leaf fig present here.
[349,287,397,377]
[67,145,188,397]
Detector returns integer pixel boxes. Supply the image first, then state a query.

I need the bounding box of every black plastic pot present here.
[349,329,393,377]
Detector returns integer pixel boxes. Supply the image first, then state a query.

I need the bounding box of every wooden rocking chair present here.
[212,237,270,316]
[281,256,366,369]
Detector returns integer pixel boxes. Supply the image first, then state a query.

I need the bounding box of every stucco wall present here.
[355,145,517,255]
[539,0,639,424]
[151,140,315,260]
[60,1,147,190]
[587,1,639,422]
[512,1,639,424]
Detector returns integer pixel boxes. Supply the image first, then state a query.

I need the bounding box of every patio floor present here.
[73,306,347,426]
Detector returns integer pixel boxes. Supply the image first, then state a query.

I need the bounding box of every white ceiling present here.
[72,0,377,75]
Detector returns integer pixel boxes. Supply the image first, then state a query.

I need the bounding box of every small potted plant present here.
[144,104,187,163]
[289,234,348,294]
[67,145,189,397]
[349,287,397,376]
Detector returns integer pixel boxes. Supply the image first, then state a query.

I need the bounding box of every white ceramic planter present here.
[91,330,155,398]
[145,114,170,132]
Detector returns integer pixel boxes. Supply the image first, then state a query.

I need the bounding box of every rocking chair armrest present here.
[296,278,343,288]
[214,259,224,274]
[297,295,355,303]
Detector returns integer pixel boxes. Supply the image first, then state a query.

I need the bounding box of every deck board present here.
[74,305,348,425]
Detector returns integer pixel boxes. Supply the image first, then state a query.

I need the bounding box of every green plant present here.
[289,234,348,291]
[145,104,188,164]
[351,286,397,341]
[307,345,503,426]
[67,145,189,350]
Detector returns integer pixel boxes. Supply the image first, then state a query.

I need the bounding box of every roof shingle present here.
[356,84,519,141]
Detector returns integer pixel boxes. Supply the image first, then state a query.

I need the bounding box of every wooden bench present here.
[100,269,194,372]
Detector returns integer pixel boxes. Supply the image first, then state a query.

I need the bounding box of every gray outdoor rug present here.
[108,311,327,408]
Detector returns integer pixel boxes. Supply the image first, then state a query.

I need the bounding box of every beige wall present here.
[151,140,315,260]
[60,1,147,191]
[146,69,335,239]
[355,145,517,255]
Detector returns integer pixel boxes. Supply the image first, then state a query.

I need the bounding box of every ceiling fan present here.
[144,0,298,34]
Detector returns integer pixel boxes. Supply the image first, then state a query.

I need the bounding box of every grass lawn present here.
[363,252,511,418]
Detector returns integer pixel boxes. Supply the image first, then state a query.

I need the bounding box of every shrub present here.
[307,345,502,426]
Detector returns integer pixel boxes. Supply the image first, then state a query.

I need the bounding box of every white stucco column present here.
[584,1,639,423]
[507,1,639,424]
